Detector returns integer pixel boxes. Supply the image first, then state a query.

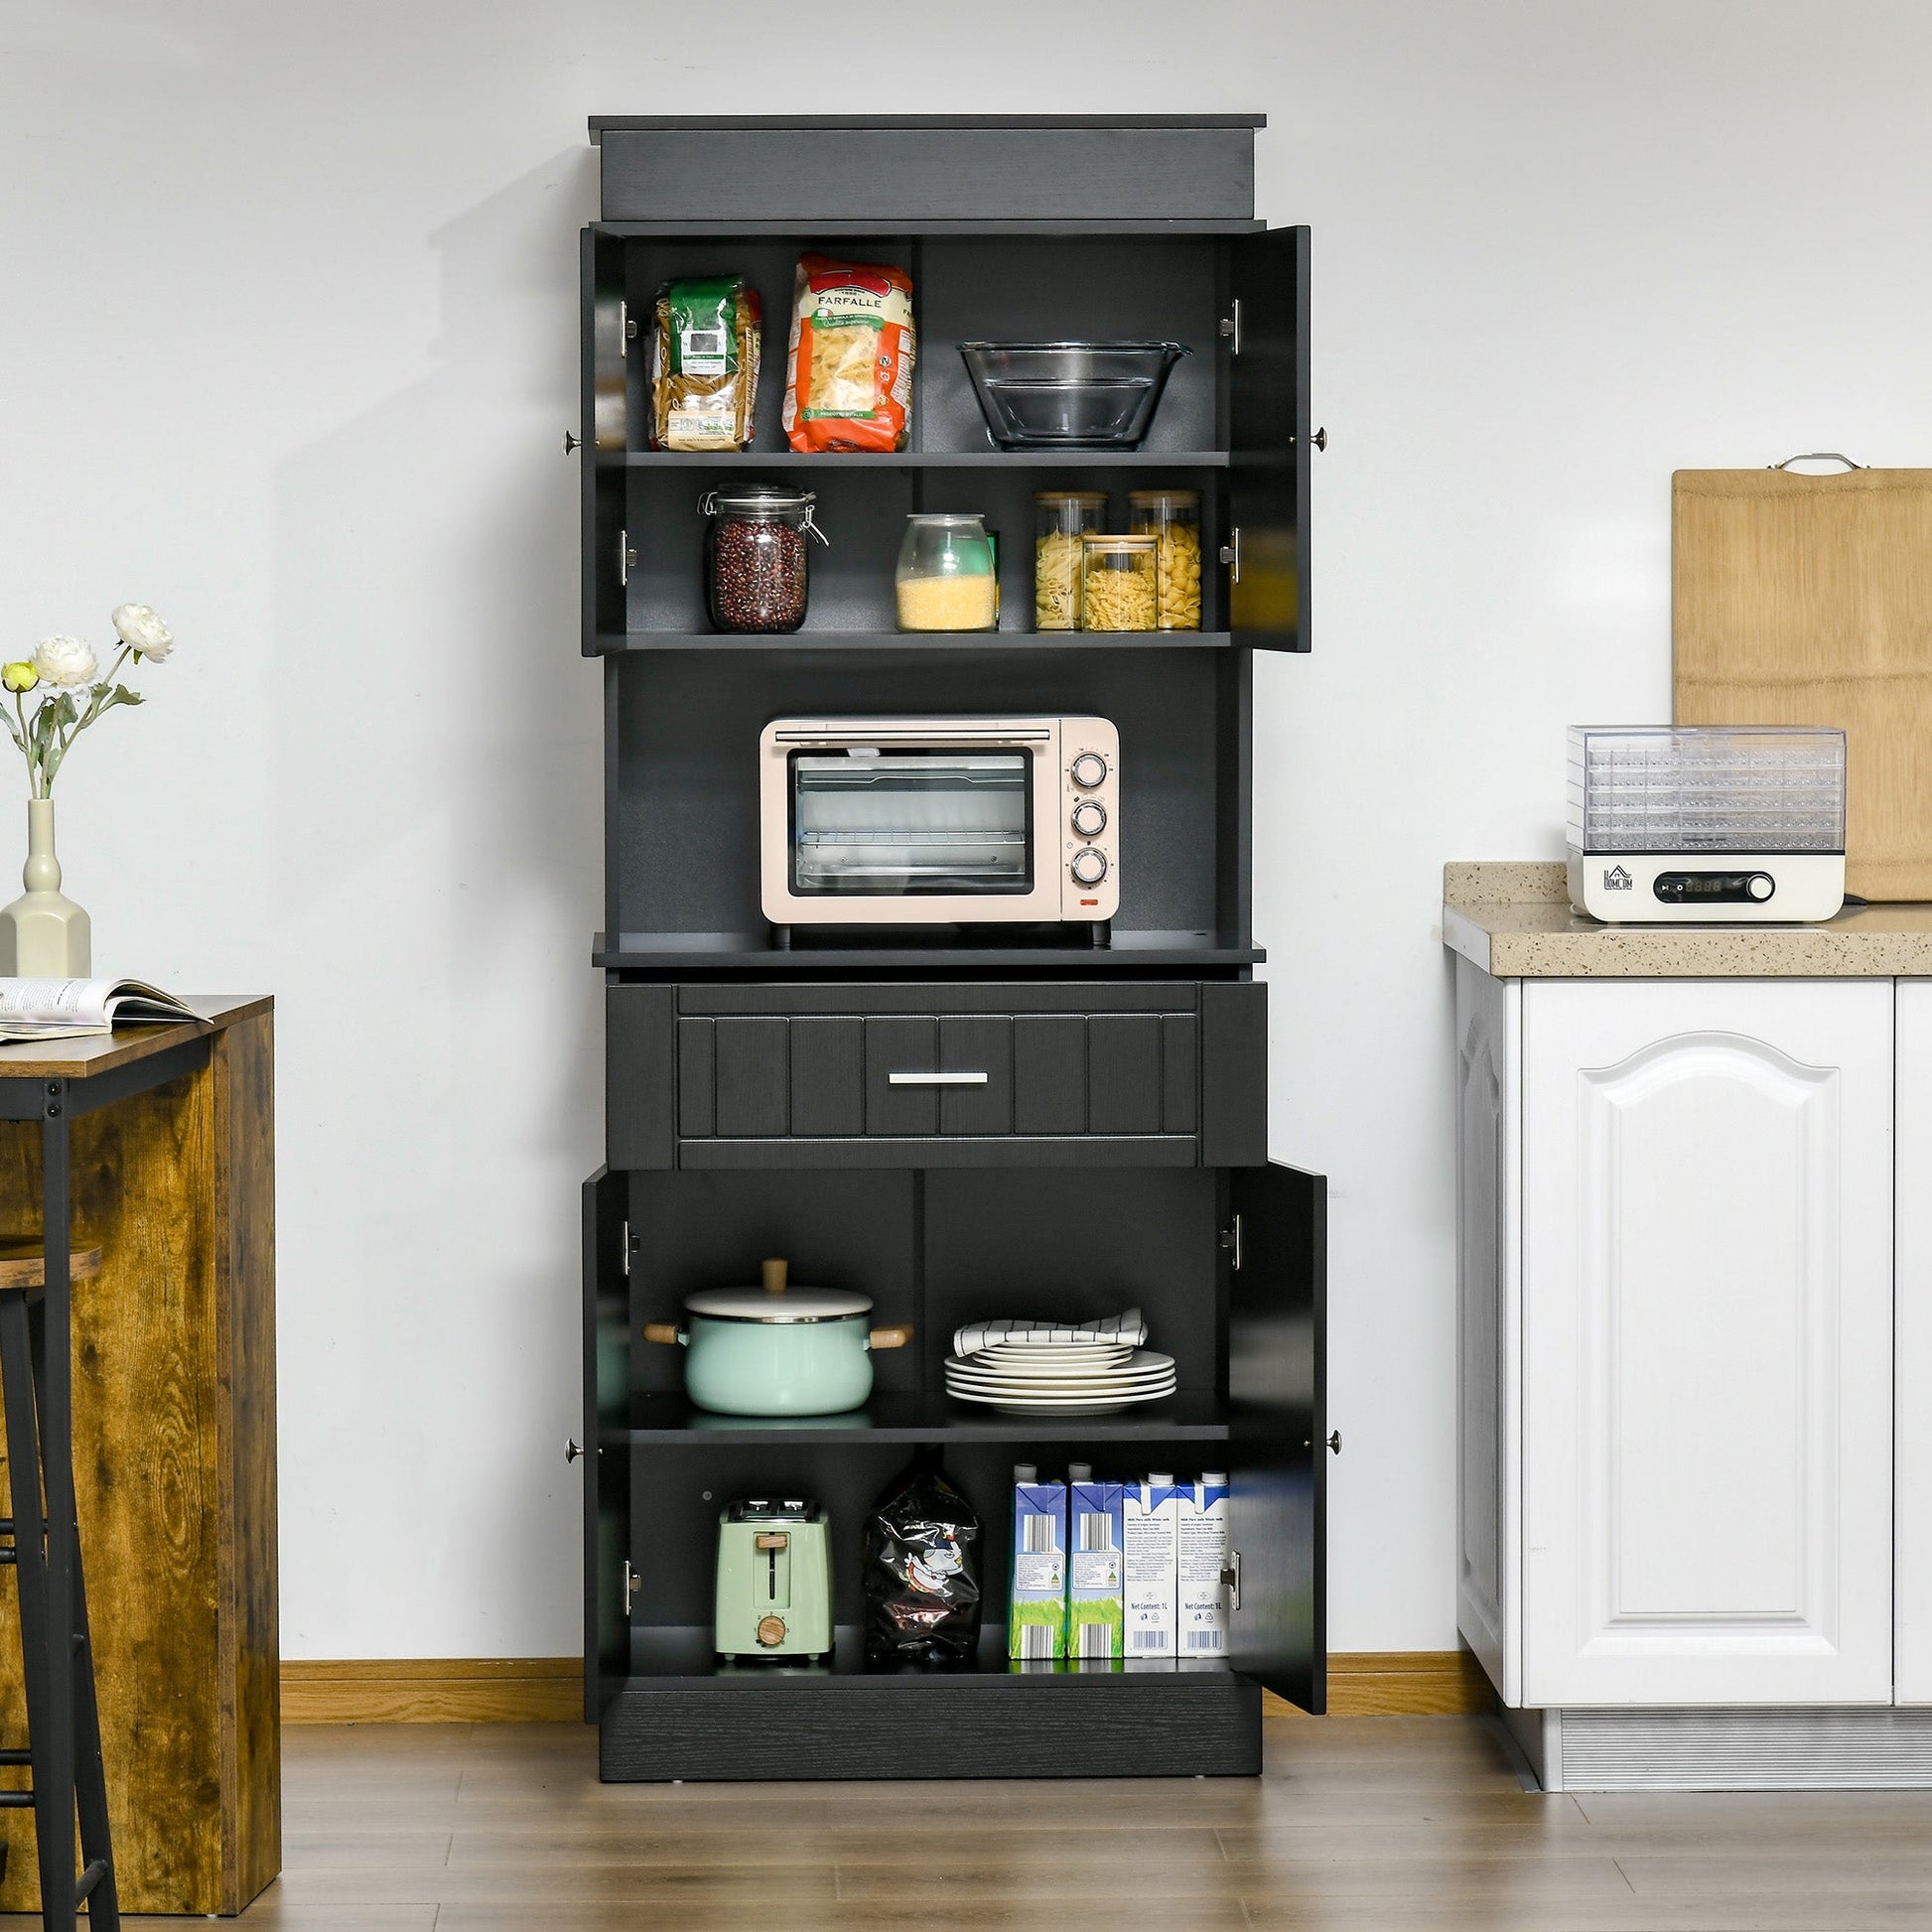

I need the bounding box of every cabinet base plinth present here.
[599,1673,1263,1780]
[1516,1705,1932,1792]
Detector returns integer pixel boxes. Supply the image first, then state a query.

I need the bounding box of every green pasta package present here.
[649,277,761,452]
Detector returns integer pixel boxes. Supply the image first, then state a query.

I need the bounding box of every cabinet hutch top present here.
[591,112,1266,230]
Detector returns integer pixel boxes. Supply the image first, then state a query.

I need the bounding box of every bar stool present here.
[0,1236,118,1932]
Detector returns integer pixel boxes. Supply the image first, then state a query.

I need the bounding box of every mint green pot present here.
[644,1266,912,1418]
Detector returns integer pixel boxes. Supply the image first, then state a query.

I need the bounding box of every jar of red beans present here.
[700,485,823,633]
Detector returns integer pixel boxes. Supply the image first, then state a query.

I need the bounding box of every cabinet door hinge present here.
[621,1218,630,1278]
[1218,298,1242,355]
[619,529,636,587]
[622,1558,639,1616]
[621,297,636,344]
[1219,1214,1243,1272]
[1218,526,1241,583]
[1221,1550,1242,1611]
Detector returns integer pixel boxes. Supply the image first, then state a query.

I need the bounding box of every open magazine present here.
[0,979,197,1043]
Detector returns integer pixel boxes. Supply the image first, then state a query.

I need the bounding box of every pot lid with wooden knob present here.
[684,1257,875,1324]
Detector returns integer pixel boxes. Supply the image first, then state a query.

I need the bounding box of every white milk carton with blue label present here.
[1008,1464,1067,1661]
[1176,1472,1230,1658]
[1123,1472,1181,1659]
[1067,1463,1125,1662]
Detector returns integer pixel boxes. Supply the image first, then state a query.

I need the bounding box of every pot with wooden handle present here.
[641,1257,912,1417]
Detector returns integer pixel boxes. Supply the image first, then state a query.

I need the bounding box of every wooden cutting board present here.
[1673,464,1932,900]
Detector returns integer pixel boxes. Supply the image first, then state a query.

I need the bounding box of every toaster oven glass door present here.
[790,750,1034,897]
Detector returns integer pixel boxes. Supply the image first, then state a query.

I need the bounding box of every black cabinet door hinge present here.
[1219,1214,1243,1271]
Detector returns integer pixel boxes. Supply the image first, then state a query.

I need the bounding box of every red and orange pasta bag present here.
[782,253,915,453]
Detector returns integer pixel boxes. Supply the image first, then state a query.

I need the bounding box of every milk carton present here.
[1122,1472,1181,1658]
[1176,1472,1230,1657]
[1009,1464,1067,1661]
[1067,1463,1124,1662]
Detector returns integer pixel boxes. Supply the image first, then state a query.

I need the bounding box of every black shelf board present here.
[594,218,1267,238]
[609,1390,1230,1447]
[594,629,1234,653]
[594,450,1231,470]
[593,930,1265,972]
[621,1622,1236,1685]
[591,115,1267,136]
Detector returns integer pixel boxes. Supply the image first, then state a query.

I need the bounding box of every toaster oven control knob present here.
[1070,799,1108,839]
[1070,752,1108,790]
[1070,847,1109,888]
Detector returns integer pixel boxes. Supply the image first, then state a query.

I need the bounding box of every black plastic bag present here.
[863,1447,982,1666]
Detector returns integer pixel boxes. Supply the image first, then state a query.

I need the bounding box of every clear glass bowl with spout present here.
[958,342,1191,449]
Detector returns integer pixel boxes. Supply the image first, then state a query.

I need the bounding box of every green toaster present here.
[715,1498,833,1661]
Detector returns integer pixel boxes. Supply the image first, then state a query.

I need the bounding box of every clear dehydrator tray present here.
[1567,726,1847,854]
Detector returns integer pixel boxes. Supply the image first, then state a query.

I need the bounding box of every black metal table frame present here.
[0,1032,212,1931]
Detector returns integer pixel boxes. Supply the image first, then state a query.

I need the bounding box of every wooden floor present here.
[103,1715,1932,1931]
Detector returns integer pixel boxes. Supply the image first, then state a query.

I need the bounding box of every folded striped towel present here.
[951,1308,1147,1356]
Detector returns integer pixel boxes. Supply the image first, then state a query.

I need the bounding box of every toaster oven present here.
[759,716,1120,926]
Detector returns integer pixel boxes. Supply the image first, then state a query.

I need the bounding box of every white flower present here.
[111,604,173,661]
[33,635,98,689]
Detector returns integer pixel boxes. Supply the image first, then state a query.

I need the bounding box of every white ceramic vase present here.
[0,798,90,977]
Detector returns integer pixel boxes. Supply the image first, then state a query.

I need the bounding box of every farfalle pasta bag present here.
[781,253,915,453]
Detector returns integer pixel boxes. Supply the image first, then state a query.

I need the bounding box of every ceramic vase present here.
[0,799,90,977]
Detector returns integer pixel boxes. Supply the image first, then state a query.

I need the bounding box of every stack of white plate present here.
[943,1340,1177,1416]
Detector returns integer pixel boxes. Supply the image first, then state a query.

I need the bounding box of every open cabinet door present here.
[1227,1162,1327,1710]
[1226,225,1311,651]
[583,1170,632,1722]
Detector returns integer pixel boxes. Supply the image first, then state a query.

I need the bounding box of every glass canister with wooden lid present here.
[1126,487,1202,630]
[1079,533,1159,632]
[1034,489,1107,630]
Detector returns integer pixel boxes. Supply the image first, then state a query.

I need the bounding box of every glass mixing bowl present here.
[958,342,1191,450]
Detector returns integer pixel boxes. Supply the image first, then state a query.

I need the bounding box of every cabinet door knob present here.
[565,1439,583,1464]
[1327,1430,1342,1454]
[563,430,580,454]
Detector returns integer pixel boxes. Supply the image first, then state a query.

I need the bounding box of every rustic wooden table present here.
[0,997,277,1918]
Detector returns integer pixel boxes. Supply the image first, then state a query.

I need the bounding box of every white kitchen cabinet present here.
[1894,981,1932,1703]
[1459,965,1895,1709]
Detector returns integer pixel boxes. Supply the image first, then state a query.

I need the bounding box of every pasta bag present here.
[649,277,761,452]
[782,253,915,454]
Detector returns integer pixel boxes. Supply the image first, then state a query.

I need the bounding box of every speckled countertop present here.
[1444,861,1932,977]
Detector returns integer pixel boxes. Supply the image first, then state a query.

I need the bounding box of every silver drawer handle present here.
[888,1071,988,1086]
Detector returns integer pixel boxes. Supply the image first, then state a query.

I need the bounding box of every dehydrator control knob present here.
[1070,799,1108,839]
[1747,874,1774,901]
[1070,847,1108,887]
[1070,753,1108,790]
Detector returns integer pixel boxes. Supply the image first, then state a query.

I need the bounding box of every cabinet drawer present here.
[609,981,1264,1170]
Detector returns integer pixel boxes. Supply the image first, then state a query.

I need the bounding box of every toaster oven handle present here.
[887,1071,989,1086]
[771,730,1052,746]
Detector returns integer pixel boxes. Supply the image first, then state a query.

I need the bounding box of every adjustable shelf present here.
[592,931,1266,973]
[609,1390,1233,1446]
[592,629,1234,653]
[596,451,1233,469]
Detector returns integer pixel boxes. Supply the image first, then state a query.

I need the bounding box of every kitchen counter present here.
[1444,861,1932,977]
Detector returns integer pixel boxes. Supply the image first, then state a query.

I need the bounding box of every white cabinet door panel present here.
[1456,956,1520,1702]
[1522,979,1892,1707]
[1895,980,1932,1703]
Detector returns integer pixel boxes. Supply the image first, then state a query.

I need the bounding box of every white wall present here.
[2,0,1927,1658]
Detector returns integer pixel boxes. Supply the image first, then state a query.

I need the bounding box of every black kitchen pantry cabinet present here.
[577,113,1325,1781]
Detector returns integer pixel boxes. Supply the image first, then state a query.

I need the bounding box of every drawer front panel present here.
[866,1018,941,1137]
[609,981,1264,1169]
[788,1018,865,1139]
